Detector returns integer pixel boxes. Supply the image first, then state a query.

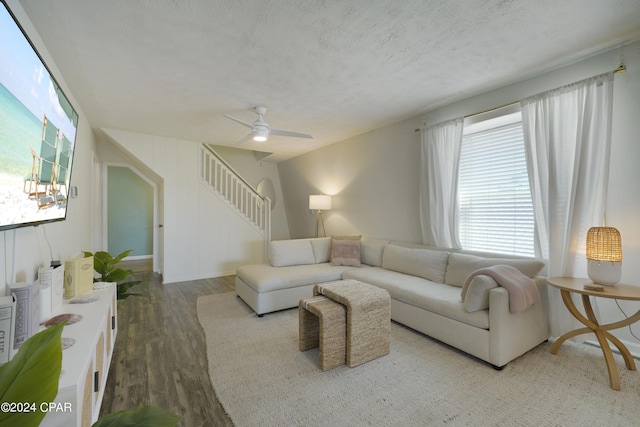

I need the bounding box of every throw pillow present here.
[269,239,315,267]
[310,237,332,263]
[381,244,450,283]
[330,235,362,267]
[360,238,389,267]
[462,275,499,312]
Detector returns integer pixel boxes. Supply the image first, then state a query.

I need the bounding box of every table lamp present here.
[309,195,331,237]
[586,226,622,286]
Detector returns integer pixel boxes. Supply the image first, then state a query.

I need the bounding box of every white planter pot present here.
[93,281,116,291]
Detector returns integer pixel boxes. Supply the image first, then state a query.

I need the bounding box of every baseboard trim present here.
[123,255,152,261]
[583,338,640,360]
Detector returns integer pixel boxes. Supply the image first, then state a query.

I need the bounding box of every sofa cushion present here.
[237,263,355,293]
[310,237,331,263]
[462,275,499,312]
[382,244,450,283]
[270,239,315,267]
[360,238,389,267]
[342,267,489,329]
[330,235,362,267]
[445,252,545,287]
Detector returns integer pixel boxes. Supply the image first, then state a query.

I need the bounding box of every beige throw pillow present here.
[330,235,362,267]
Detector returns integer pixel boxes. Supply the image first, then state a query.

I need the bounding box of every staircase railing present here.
[200,145,271,261]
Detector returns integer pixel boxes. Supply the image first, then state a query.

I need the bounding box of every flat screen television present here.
[0,1,79,231]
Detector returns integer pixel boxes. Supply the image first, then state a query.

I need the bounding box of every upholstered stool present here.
[314,280,391,367]
[298,296,346,371]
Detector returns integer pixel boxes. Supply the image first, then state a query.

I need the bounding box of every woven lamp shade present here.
[586,227,622,262]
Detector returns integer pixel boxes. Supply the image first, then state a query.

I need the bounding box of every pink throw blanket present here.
[461,265,540,314]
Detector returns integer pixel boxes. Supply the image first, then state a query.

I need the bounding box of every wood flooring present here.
[99,270,235,426]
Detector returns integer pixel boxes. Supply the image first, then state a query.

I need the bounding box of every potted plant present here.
[83,249,145,300]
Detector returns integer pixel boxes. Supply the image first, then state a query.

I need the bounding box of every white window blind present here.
[458,112,534,257]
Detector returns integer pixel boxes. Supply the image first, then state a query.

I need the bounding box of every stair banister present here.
[200,145,271,263]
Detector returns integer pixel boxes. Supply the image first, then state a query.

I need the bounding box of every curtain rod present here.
[467,63,626,119]
[415,62,628,132]
[463,101,519,120]
[415,101,517,131]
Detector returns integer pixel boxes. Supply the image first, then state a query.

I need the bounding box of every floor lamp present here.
[309,195,332,237]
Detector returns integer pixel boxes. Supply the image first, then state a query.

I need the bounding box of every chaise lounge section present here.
[235,237,549,368]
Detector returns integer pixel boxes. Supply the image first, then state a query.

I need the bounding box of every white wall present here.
[278,115,423,241]
[99,129,265,283]
[600,42,640,351]
[278,41,640,352]
[1,1,95,292]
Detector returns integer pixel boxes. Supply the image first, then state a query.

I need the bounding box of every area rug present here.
[197,292,640,426]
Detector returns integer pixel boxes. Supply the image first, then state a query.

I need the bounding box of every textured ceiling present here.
[17,0,640,161]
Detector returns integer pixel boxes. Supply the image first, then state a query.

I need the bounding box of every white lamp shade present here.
[309,195,332,210]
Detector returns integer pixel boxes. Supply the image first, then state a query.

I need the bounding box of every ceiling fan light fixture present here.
[252,129,268,141]
[225,106,311,145]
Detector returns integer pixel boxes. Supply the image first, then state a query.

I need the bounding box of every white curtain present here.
[520,72,615,337]
[419,118,464,248]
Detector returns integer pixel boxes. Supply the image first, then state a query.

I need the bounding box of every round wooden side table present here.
[547,277,640,390]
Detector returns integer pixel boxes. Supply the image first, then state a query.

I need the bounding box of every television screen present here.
[0,1,79,231]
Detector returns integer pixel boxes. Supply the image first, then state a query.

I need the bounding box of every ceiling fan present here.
[224,106,313,145]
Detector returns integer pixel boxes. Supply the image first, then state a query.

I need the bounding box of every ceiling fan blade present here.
[270,128,313,139]
[234,134,253,146]
[224,114,254,129]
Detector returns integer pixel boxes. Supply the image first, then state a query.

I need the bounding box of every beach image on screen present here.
[0,4,79,230]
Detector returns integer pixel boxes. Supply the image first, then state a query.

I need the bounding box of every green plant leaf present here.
[117,281,144,300]
[84,250,136,283]
[84,250,146,298]
[104,268,134,283]
[93,251,115,277]
[112,249,133,264]
[93,251,114,262]
[92,405,181,427]
[0,323,64,427]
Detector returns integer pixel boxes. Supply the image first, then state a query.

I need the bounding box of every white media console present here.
[41,283,117,427]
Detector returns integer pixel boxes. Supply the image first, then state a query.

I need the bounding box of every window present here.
[458,106,534,257]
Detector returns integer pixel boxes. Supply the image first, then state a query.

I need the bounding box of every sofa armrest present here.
[488,278,549,367]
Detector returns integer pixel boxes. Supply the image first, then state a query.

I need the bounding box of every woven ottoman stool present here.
[314,280,390,367]
[298,296,346,371]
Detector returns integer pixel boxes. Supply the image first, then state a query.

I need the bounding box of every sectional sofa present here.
[235,237,549,368]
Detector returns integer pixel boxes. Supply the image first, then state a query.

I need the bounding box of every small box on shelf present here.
[6,281,40,350]
[64,256,94,299]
